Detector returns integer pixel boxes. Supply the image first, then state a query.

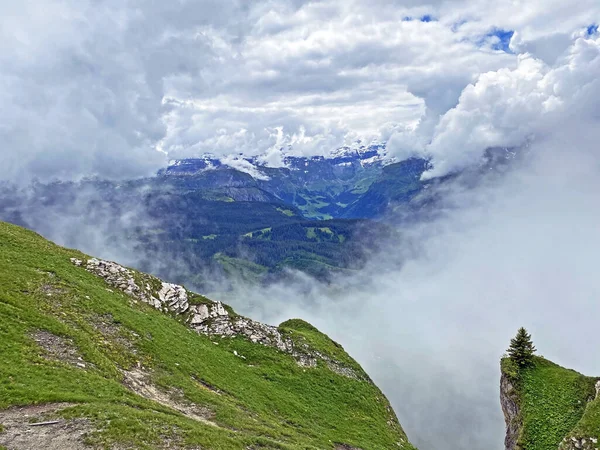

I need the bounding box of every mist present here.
[209,131,600,449]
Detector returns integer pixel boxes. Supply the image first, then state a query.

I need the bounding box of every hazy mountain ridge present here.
[160,143,392,220]
[0,146,521,291]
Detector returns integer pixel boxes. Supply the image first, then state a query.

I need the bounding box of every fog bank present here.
[217,134,600,449]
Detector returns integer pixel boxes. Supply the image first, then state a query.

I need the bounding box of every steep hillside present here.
[341,159,428,219]
[500,357,600,450]
[0,221,415,450]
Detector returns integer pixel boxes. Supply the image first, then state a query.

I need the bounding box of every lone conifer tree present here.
[508,327,536,367]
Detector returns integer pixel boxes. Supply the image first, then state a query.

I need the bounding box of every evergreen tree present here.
[507,327,537,367]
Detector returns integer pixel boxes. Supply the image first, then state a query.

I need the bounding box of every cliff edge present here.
[501,356,599,450]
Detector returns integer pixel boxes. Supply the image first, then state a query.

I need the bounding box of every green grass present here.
[213,253,268,284]
[502,356,598,450]
[200,192,235,203]
[306,227,335,241]
[296,195,333,220]
[570,395,600,438]
[275,207,295,217]
[242,228,272,240]
[278,320,367,379]
[350,177,377,195]
[0,221,413,449]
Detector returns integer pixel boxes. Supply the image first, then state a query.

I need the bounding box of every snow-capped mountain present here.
[155,142,392,219]
[160,142,392,178]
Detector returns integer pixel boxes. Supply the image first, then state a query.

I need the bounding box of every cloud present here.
[220,155,271,180]
[220,121,600,448]
[421,34,600,178]
[162,5,513,160]
[0,0,264,182]
[4,0,598,182]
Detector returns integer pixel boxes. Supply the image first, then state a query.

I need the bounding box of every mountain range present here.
[159,142,400,220]
[0,144,519,291]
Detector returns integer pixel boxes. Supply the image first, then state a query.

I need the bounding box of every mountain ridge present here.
[0,220,414,449]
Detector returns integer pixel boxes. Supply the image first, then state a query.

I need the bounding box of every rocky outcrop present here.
[500,372,522,450]
[559,436,599,450]
[71,258,178,312]
[71,257,365,381]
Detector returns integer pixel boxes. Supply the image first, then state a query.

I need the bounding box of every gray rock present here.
[501,372,521,450]
[72,257,364,381]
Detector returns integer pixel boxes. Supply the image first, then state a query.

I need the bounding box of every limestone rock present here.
[72,257,364,381]
[560,436,600,450]
[158,283,189,314]
[189,304,210,324]
[500,372,521,450]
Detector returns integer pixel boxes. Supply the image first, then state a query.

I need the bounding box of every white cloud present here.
[0,0,598,178]
[0,0,259,182]
[163,6,513,161]
[220,155,270,180]
[422,34,600,178]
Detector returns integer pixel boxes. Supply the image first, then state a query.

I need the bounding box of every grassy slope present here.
[569,396,600,439]
[502,357,599,450]
[0,222,414,449]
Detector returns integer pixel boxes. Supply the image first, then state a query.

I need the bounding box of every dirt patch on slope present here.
[89,313,139,353]
[32,330,90,369]
[122,369,219,428]
[0,403,90,450]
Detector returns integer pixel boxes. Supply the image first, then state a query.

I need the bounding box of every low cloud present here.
[219,124,600,449]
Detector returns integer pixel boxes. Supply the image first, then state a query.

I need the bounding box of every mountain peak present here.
[163,142,392,178]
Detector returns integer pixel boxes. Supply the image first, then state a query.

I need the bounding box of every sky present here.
[0,0,599,182]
